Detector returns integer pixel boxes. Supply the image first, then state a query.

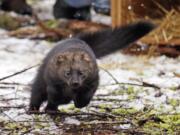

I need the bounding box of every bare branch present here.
[100,67,160,89]
[0,64,39,81]
[0,82,30,86]
[100,66,119,84]
[0,105,26,109]
[0,86,15,89]
[27,111,114,118]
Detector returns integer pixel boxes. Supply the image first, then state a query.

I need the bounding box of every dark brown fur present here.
[29,39,99,111]
[29,22,155,113]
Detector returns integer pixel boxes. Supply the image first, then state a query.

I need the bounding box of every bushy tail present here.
[77,21,155,58]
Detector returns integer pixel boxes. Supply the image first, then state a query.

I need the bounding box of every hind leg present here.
[45,102,59,113]
[29,88,47,113]
[29,79,47,113]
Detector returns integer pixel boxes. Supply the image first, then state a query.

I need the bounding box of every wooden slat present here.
[111,0,128,27]
[111,0,118,27]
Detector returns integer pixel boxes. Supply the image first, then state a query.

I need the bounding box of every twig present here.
[100,82,160,89]
[0,86,15,89]
[117,82,160,89]
[93,97,129,102]
[100,67,119,84]
[89,105,125,110]
[1,112,16,122]
[0,105,26,109]
[7,120,53,123]
[141,81,160,89]
[0,82,29,86]
[20,128,34,135]
[0,64,39,81]
[100,67,160,89]
[27,111,112,118]
[131,78,160,89]
[90,110,119,118]
[152,0,169,14]
[82,120,131,125]
[0,97,23,101]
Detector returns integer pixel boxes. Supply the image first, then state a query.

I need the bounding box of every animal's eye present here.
[79,71,86,78]
[64,71,71,78]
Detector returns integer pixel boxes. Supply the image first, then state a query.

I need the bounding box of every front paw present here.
[73,99,90,108]
[45,105,58,114]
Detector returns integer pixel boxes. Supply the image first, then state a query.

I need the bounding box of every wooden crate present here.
[111,0,180,46]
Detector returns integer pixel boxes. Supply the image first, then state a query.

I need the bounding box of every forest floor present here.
[0,0,179,134]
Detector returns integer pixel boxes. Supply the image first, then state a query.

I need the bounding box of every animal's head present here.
[53,51,95,89]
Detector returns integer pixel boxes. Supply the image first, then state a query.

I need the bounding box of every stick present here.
[0,86,15,89]
[82,120,130,125]
[0,82,29,86]
[0,105,26,109]
[27,111,112,118]
[1,112,16,122]
[100,66,119,84]
[0,64,39,81]
[100,67,160,89]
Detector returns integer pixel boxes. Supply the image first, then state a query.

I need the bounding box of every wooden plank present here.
[111,0,118,27]
[111,0,128,27]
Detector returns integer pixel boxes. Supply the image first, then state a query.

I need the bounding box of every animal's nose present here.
[72,82,80,88]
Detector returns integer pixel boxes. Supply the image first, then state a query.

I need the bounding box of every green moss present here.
[58,104,81,113]
[111,86,139,96]
[58,108,68,113]
[68,104,81,112]
[127,86,135,95]
[99,109,106,113]
[128,94,136,100]
[159,114,180,125]
[112,108,137,115]
[4,122,30,134]
[142,114,180,134]
[168,99,179,107]
[169,86,178,91]
[67,104,76,110]
[0,14,20,30]
[34,122,44,129]
[99,104,112,109]
[44,20,59,29]
[111,89,125,95]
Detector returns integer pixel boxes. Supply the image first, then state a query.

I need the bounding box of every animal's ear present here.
[55,54,66,65]
[81,53,91,62]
